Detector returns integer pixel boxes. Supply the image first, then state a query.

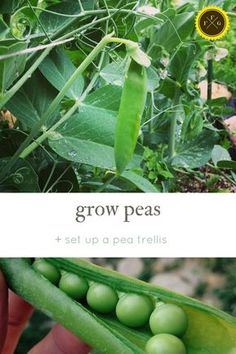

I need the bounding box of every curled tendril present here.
[10,6,36,40]
[64,41,73,50]
[50,180,74,193]
[12,172,24,184]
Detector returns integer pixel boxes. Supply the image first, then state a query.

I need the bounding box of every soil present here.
[176,166,236,192]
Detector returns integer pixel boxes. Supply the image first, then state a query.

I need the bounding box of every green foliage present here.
[143,147,174,186]
[172,130,218,169]
[39,47,84,99]
[0,42,27,92]
[214,22,236,93]
[6,70,59,129]
[0,0,235,192]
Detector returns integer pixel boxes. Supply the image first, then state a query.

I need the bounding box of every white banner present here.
[0,193,235,257]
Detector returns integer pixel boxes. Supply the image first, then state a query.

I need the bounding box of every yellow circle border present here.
[195,6,230,41]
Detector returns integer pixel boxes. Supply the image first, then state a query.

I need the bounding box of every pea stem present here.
[168,91,181,160]
[96,175,117,193]
[207,163,236,187]
[227,12,236,18]
[207,59,213,101]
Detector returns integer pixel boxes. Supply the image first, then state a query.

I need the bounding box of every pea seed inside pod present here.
[145,333,187,354]
[86,283,118,314]
[31,261,189,352]
[116,293,153,328]
[32,259,60,285]
[59,271,89,300]
[149,303,188,337]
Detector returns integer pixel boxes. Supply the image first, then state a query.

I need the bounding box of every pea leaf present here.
[0,41,27,93]
[172,130,218,168]
[135,8,176,35]
[49,134,116,170]
[48,115,115,170]
[169,42,201,90]
[6,71,59,129]
[121,171,159,192]
[0,0,24,14]
[84,85,122,112]
[212,145,231,166]
[48,85,142,170]
[39,47,84,100]
[39,0,95,33]
[100,61,159,92]
[153,12,194,52]
[100,60,126,86]
[217,160,236,170]
[147,67,160,92]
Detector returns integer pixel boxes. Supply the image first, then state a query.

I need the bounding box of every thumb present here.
[29,324,90,354]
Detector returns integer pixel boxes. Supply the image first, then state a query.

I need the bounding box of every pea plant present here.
[1,258,236,353]
[0,0,236,192]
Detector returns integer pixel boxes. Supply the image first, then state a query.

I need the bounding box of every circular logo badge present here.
[195,6,230,41]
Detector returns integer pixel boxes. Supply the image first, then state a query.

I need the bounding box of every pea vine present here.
[0,0,236,192]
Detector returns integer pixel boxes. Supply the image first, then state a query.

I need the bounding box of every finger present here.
[0,272,8,352]
[29,324,91,354]
[2,291,33,354]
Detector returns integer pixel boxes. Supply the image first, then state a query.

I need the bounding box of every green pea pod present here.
[114,59,147,174]
[1,258,236,354]
[0,258,143,354]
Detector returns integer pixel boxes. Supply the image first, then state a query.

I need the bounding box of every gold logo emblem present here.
[195,6,230,41]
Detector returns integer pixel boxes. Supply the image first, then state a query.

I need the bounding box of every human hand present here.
[0,271,91,354]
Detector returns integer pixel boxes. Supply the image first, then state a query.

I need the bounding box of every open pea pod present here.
[1,258,236,354]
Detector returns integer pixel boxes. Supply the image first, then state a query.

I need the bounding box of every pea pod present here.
[1,258,236,354]
[0,258,143,354]
[44,258,236,354]
[114,59,147,174]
